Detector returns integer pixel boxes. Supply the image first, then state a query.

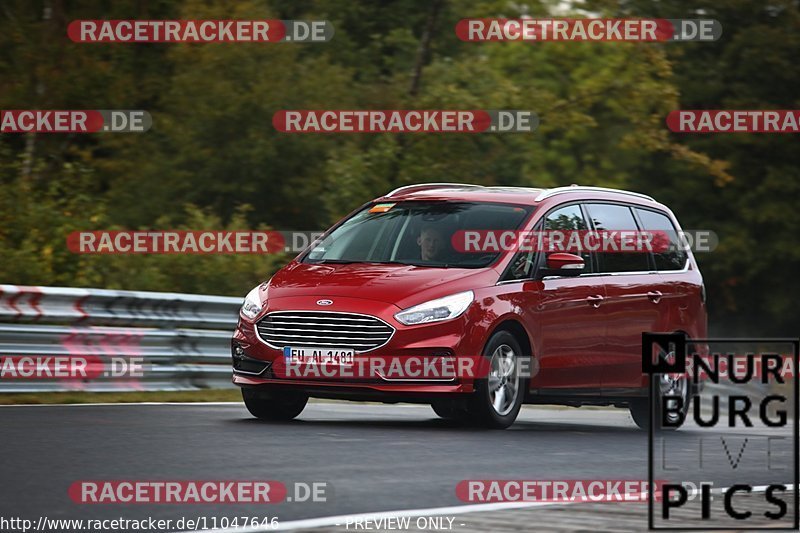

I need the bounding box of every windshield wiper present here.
[308,259,463,268]
[385,260,452,268]
[309,259,401,265]
[307,259,359,265]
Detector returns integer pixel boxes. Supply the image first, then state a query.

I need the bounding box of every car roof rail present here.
[534,185,655,202]
[385,183,486,197]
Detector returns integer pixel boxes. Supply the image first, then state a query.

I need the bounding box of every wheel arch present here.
[488,319,534,360]
[486,318,535,400]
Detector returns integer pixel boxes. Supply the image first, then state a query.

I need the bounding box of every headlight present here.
[240,286,263,320]
[394,290,474,326]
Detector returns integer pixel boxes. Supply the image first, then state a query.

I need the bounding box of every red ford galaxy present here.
[232,184,707,429]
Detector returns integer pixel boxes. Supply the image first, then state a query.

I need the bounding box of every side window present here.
[543,204,593,273]
[506,249,536,280]
[635,208,688,271]
[504,221,541,281]
[584,203,650,274]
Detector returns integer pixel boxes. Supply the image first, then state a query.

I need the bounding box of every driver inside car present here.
[417,225,450,263]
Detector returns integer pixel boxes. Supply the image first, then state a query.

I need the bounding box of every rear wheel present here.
[467,331,525,429]
[242,388,308,421]
[629,365,690,431]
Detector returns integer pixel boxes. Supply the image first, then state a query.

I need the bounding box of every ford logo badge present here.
[316,299,333,306]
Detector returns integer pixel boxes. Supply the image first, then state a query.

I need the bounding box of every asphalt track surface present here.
[0,401,795,532]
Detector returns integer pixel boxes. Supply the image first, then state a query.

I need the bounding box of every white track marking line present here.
[177,484,797,532]
[0,401,243,407]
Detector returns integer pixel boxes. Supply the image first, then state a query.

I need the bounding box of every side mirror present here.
[542,252,585,277]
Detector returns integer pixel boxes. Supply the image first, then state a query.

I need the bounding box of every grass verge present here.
[0,389,242,405]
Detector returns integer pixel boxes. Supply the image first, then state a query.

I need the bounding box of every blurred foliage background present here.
[0,0,798,336]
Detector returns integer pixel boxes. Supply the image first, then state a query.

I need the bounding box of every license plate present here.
[283,346,354,366]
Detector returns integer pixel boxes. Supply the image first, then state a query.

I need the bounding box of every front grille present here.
[256,311,394,352]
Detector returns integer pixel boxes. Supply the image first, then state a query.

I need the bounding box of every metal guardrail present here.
[1,285,786,407]
[0,285,241,392]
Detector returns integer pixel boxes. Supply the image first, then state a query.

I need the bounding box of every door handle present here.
[586,295,604,308]
[647,290,663,304]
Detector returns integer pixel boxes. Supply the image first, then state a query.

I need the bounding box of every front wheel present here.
[242,388,308,421]
[467,331,525,429]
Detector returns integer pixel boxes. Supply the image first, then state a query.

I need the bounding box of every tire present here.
[242,388,308,421]
[629,370,691,431]
[466,331,525,429]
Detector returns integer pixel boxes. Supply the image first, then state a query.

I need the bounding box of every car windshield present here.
[303,201,532,268]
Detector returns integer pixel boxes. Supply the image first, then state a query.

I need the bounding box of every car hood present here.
[266,261,498,309]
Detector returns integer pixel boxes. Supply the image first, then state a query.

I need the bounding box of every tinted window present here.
[544,204,588,232]
[635,208,688,271]
[505,248,537,280]
[584,203,650,273]
[304,202,531,269]
[543,204,593,273]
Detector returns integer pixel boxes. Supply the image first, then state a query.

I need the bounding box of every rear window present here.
[584,203,651,273]
[635,208,688,271]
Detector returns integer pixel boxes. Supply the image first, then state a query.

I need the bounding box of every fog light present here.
[233,344,246,360]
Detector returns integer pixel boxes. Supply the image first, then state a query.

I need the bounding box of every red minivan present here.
[232,184,707,429]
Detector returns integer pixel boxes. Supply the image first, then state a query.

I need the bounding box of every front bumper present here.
[231,295,483,396]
